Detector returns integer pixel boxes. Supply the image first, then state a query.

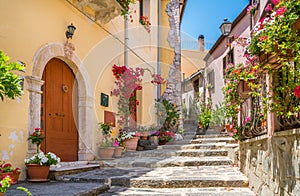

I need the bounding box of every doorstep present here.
[49,161,100,180]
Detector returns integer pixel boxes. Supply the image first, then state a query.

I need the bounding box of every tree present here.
[0,51,24,101]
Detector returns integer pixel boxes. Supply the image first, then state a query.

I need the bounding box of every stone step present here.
[128,166,248,189]
[6,181,109,195]
[191,137,236,144]
[58,166,249,189]
[195,133,229,138]
[102,156,232,168]
[125,149,228,158]
[183,132,196,136]
[49,161,100,180]
[102,187,255,195]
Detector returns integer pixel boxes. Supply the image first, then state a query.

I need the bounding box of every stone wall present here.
[162,0,183,130]
[239,129,300,195]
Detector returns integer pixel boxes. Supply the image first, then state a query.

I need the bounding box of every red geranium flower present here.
[294,86,300,98]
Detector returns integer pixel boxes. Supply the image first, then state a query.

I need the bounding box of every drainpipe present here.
[157,0,161,100]
[125,13,129,68]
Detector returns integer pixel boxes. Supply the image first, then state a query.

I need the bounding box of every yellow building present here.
[0,0,186,180]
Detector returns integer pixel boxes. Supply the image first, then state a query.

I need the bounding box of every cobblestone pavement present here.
[5,122,256,195]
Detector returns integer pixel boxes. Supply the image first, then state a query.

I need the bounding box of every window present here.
[139,0,150,18]
[207,70,215,91]
[223,49,234,77]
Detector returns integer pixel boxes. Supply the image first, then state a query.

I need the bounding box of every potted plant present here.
[198,101,212,131]
[112,140,123,158]
[210,103,226,132]
[27,128,44,153]
[117,128,140,151]
[26,127,60,182]
[24,151,60,182]
[149,126,160,145]
[98,122,115,160]
[0,161,21,184]
[0,175,12,195]
[158,130,175,145]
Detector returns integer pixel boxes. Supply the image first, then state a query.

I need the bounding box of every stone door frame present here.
[26,42,94,161]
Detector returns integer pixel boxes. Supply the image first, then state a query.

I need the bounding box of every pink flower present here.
[271,0,280,5]
[247,5,255,15]
[294,86,300,98]
[276,7,286,16]
[265,4,273,12]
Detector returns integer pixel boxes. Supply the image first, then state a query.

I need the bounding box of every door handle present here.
[55,112,65,117]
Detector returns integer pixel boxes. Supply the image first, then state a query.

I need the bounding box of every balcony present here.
[66,0,122,24]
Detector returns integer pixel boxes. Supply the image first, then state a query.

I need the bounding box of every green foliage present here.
[0,50,25,101]
[210,103,226,127]
[246,0,300,121]
[0,176,11,193]
[98,122,111,136]
[198,100,212,130]
[16,187,32,196]
[116,0,138,17]
[155,99,180,132]
[100,140,112,147]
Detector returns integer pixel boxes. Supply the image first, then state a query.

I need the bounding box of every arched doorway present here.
[41,58,78,161]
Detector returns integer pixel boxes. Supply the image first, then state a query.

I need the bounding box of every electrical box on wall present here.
[100,93,109,107]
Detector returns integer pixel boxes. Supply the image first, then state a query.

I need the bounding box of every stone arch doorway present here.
[41,58,78,161]
[26,43,94,161]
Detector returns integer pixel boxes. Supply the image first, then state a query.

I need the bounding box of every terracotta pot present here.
[26,164,50,182]
[114,147,123,158]
[99,147,115,160]
[0,172,20,184]
[124,137,139,151]
[225,124,234,131]
[0,192,4,196]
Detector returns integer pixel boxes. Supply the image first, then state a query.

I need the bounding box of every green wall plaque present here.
[101,93,109,107]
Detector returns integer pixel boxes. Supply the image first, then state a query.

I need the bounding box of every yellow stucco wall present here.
[0,0,159,179]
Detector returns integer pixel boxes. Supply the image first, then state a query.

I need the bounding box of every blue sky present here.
[181,0,249,50]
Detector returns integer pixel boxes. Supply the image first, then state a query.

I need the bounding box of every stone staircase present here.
[55,122,255,195]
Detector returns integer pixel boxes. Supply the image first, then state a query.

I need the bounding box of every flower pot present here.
[26,164,50,182]
[114,147,123,158]
[124,137,139,151]
[99,147,115,160]
[225,124,234,131]
[0,172,20,184]
[0,192,4,196]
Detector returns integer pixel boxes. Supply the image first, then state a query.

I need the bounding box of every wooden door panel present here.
[41,58,78,161]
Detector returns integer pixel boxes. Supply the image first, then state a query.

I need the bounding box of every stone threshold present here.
[49,161,100,180]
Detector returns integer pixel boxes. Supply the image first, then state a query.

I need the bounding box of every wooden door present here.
[41,58,78,161]
[129,90,137,128]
